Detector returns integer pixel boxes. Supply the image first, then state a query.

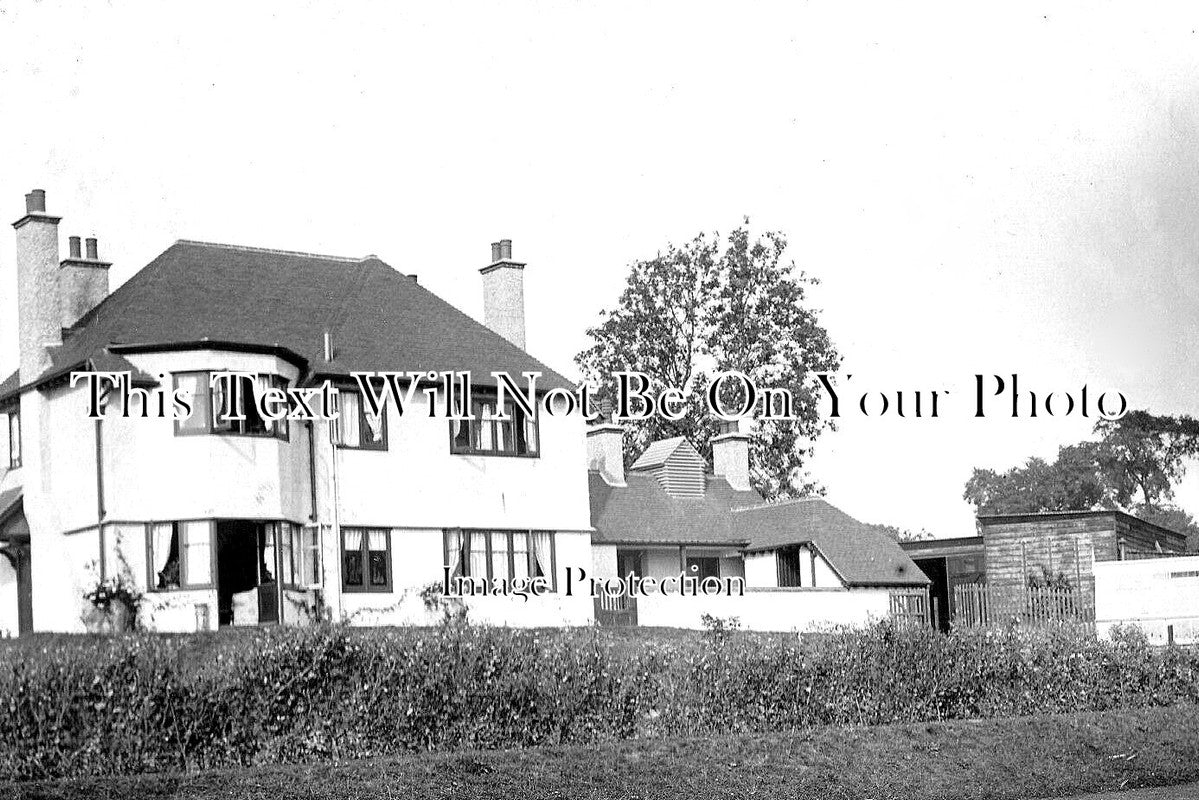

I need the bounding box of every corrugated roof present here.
[733,499,929,586]
[13,240,571,394]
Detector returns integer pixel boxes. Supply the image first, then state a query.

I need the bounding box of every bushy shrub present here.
[0,622,1196,781]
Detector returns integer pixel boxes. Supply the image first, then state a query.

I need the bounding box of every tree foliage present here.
[963,410,1199,547]
[576,221,839,497]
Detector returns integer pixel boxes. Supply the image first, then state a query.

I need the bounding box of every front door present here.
[256,524,279,624]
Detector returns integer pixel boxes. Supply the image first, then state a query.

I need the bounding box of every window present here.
[279,523,320,588]
[687,556,720,582]
[147,521,214,590]
[173,371,289,439]
[342,527,391,592]
[777,545,803,588]
[444,529,555,589]
[3,408,18,469]
[450,395,538,457]
[332,390,387,450]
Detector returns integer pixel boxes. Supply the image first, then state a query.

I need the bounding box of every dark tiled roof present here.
[588,471,761,546]
[734,499,929,587]
[587,471,928,586]
[27,240,570,392]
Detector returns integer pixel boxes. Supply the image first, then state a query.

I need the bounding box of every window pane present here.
[174,374,209,433]
[531,531,553,581]
[524,413,538,455]
[338,393,362,447]
[281,523,295,585]
[363,404,384,446]
[10,411,20,465]
[469,531,488,578]
[452,418,471,451]
[211,376,233,432]
[258,524,276,584]
[492,532,511,581]
[151,523,181,589]
[1,413,10,468]
[182,522,212,585]
[477,403,494,451]
[368,529,388,586]
[512,532,530,581]
[343,529,364,586]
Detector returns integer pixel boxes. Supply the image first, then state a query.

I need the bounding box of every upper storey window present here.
[450,394,539,457]
[332,390,387,450]
[173,372,290,440]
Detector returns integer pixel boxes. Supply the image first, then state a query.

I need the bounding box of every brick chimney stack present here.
[712,419,752,491]
[12,190,63,379]
[59,232,111,329]
[586,398,626,485]
[479,238,526,350]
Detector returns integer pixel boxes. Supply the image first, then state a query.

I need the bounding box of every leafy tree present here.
[963,411,1199,546]
[576,221,840,498]
[862,522,934,543]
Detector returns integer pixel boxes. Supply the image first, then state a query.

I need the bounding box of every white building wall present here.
[0,555,16,637]
[1095,556,1199,645]
[744,550,777,588]
[635,587,893,632]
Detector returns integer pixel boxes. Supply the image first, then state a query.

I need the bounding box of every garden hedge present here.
[1,622,1196,781]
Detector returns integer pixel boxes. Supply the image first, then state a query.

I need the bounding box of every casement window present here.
[342,527,391,592]
[449,395,539,457]
[332,390,387,450]
[777,545,804,588]
[147,521,214,590]
[172,371,289,440]
[444,529,556,589]
[278,522,320,589]
[2,408,19,469]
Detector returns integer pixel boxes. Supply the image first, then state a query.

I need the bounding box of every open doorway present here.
[216,521,279,626]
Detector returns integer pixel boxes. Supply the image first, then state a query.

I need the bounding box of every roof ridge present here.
[730,496,824,513]
[174,239,367,263]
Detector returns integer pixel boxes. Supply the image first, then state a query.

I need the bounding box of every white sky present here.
[1,2,1197,536]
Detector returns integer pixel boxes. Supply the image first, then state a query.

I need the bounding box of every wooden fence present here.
[888,589,932,628]
[953,582,1094,628]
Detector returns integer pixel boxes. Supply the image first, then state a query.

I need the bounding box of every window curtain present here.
[445,529,464,578]
[173,374,207,433]
[151,523,179,588]
[339,393,362,447]
[280,523,295,585]
[367,530,388,586]
[363,404,383,445]
[10,411,20,464]
[343,529,364,585]
[531,531,553,583]
[303,527,320,585]
[211,376,229,430]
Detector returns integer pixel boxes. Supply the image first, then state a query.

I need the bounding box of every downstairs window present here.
[444,529,556,589]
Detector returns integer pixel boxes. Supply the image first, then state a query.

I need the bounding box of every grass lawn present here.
[7,705,1199,800]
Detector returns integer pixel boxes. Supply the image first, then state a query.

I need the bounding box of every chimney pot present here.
[85,237,98,260]
[25,189,46,214]
[499,239,512,260]
[491,242,502,263]
[69,236,82,259]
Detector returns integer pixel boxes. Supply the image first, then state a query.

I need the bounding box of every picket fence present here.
[953,582,1094,628]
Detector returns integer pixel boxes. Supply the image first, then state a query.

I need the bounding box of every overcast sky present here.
[1,2,1197,536]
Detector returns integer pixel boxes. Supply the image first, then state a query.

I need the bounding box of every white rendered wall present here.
[1095,556,1199,645]
[635,587,892,632]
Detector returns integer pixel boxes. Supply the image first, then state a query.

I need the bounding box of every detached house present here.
[0,189,928,636]
[0,190,594,634]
